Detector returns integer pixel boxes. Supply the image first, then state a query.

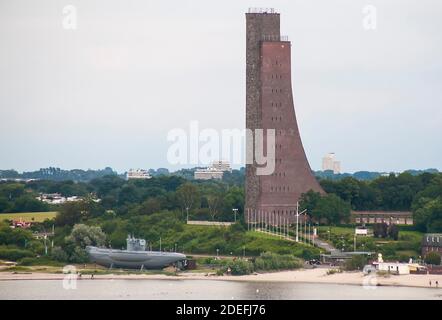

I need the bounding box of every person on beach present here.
[436,281,439,288]
[429,280,432,287]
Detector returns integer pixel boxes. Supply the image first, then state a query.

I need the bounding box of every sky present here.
[0,0,441,173]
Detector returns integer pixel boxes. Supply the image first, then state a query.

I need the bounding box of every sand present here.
[1,268,442,289]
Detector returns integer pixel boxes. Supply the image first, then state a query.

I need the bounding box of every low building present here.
[374,262,410,275]
[37,193,98,204]
[421,233,442,257]
[126,169,152,180]
[352,211,413,225]
[194,161,232,180]
[194,167,224,180]
[320,251,374,264]
[10,219,32,229]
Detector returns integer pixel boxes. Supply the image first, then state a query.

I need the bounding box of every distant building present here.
[211,160,232,173]
[322,153,341,174]
[126,169,152,180]
[37,193,96,204]
[194,167,224,180]
[194,161,232,180]
[422,234,442,257]
[352,211,413,225]
[10,218,32,229]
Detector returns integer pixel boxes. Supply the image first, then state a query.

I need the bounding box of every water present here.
[1,279,441,300]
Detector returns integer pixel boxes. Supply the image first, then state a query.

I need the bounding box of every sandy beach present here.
[1,268,441,289]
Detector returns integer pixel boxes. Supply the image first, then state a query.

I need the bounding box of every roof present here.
[352,211,412,216]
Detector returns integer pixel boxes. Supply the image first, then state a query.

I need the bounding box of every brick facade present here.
[245,11,324,225]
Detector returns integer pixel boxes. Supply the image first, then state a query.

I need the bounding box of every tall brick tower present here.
[245,8,324,224]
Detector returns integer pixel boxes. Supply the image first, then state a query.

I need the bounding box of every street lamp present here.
[295,202,307,242]
[216,248,219,258]
[186,207,189,223]
[232,208,238,222]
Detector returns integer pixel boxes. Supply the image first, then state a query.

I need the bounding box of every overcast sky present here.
[0,0,441,173]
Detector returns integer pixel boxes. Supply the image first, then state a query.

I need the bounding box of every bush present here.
[254,252,303,271]
[18,256,64,266]
[69,246,89,263]
[51,246,69,262]
[425,252,441,265]
[373,223,388,238]
[326,268,342,275]
[221,259,254,275]
[387,224,399,240]
[344,255,368,271]
[0,247,34,261]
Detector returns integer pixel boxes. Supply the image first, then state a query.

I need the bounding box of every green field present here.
[0,212,57,222]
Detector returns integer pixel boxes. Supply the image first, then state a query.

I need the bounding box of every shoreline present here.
[1,268,442,290]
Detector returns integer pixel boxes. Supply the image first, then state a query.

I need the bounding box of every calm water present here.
[1,279,441,300]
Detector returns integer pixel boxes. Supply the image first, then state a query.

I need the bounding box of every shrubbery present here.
[425,252,441,265]
[217,252,304,276]
[344,255,368,271]
[221,259,254,275]
[0,246,34,261]
[254,252,303,271]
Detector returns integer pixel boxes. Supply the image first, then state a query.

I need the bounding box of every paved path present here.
[314,238,337,253]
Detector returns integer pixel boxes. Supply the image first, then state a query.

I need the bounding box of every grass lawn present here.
[0,212,57,222]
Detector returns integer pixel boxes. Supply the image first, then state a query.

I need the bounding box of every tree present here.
[222,186,244,221]
[51,246,68,262]
[299,190,321,213]
[311,194,351,225]
[55,200,104,226]
[65,224,106,248]
[387,224,399,240]
[137,197,161,215]
[373,223,388,238]
[176,183,200,217]
[12,195,49,213]
[207,192,224,221]
[413,197,442,232]
[425,252,441,265]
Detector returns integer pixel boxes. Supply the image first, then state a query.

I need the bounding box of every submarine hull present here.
[86,246,187,269]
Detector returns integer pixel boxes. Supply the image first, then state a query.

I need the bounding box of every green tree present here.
[311,194,351,225]
[373,223,388,238]
[387,224,399,240]
[424,252,441,265]
[65,224,106,248]
[413,197,442,232]
[137,197,162,215]
[299,190,321,213]
[176,183,200,218]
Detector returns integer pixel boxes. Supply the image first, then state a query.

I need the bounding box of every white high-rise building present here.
[194,160,232,180]
[211,160,232,173]
[322,153,341,174]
